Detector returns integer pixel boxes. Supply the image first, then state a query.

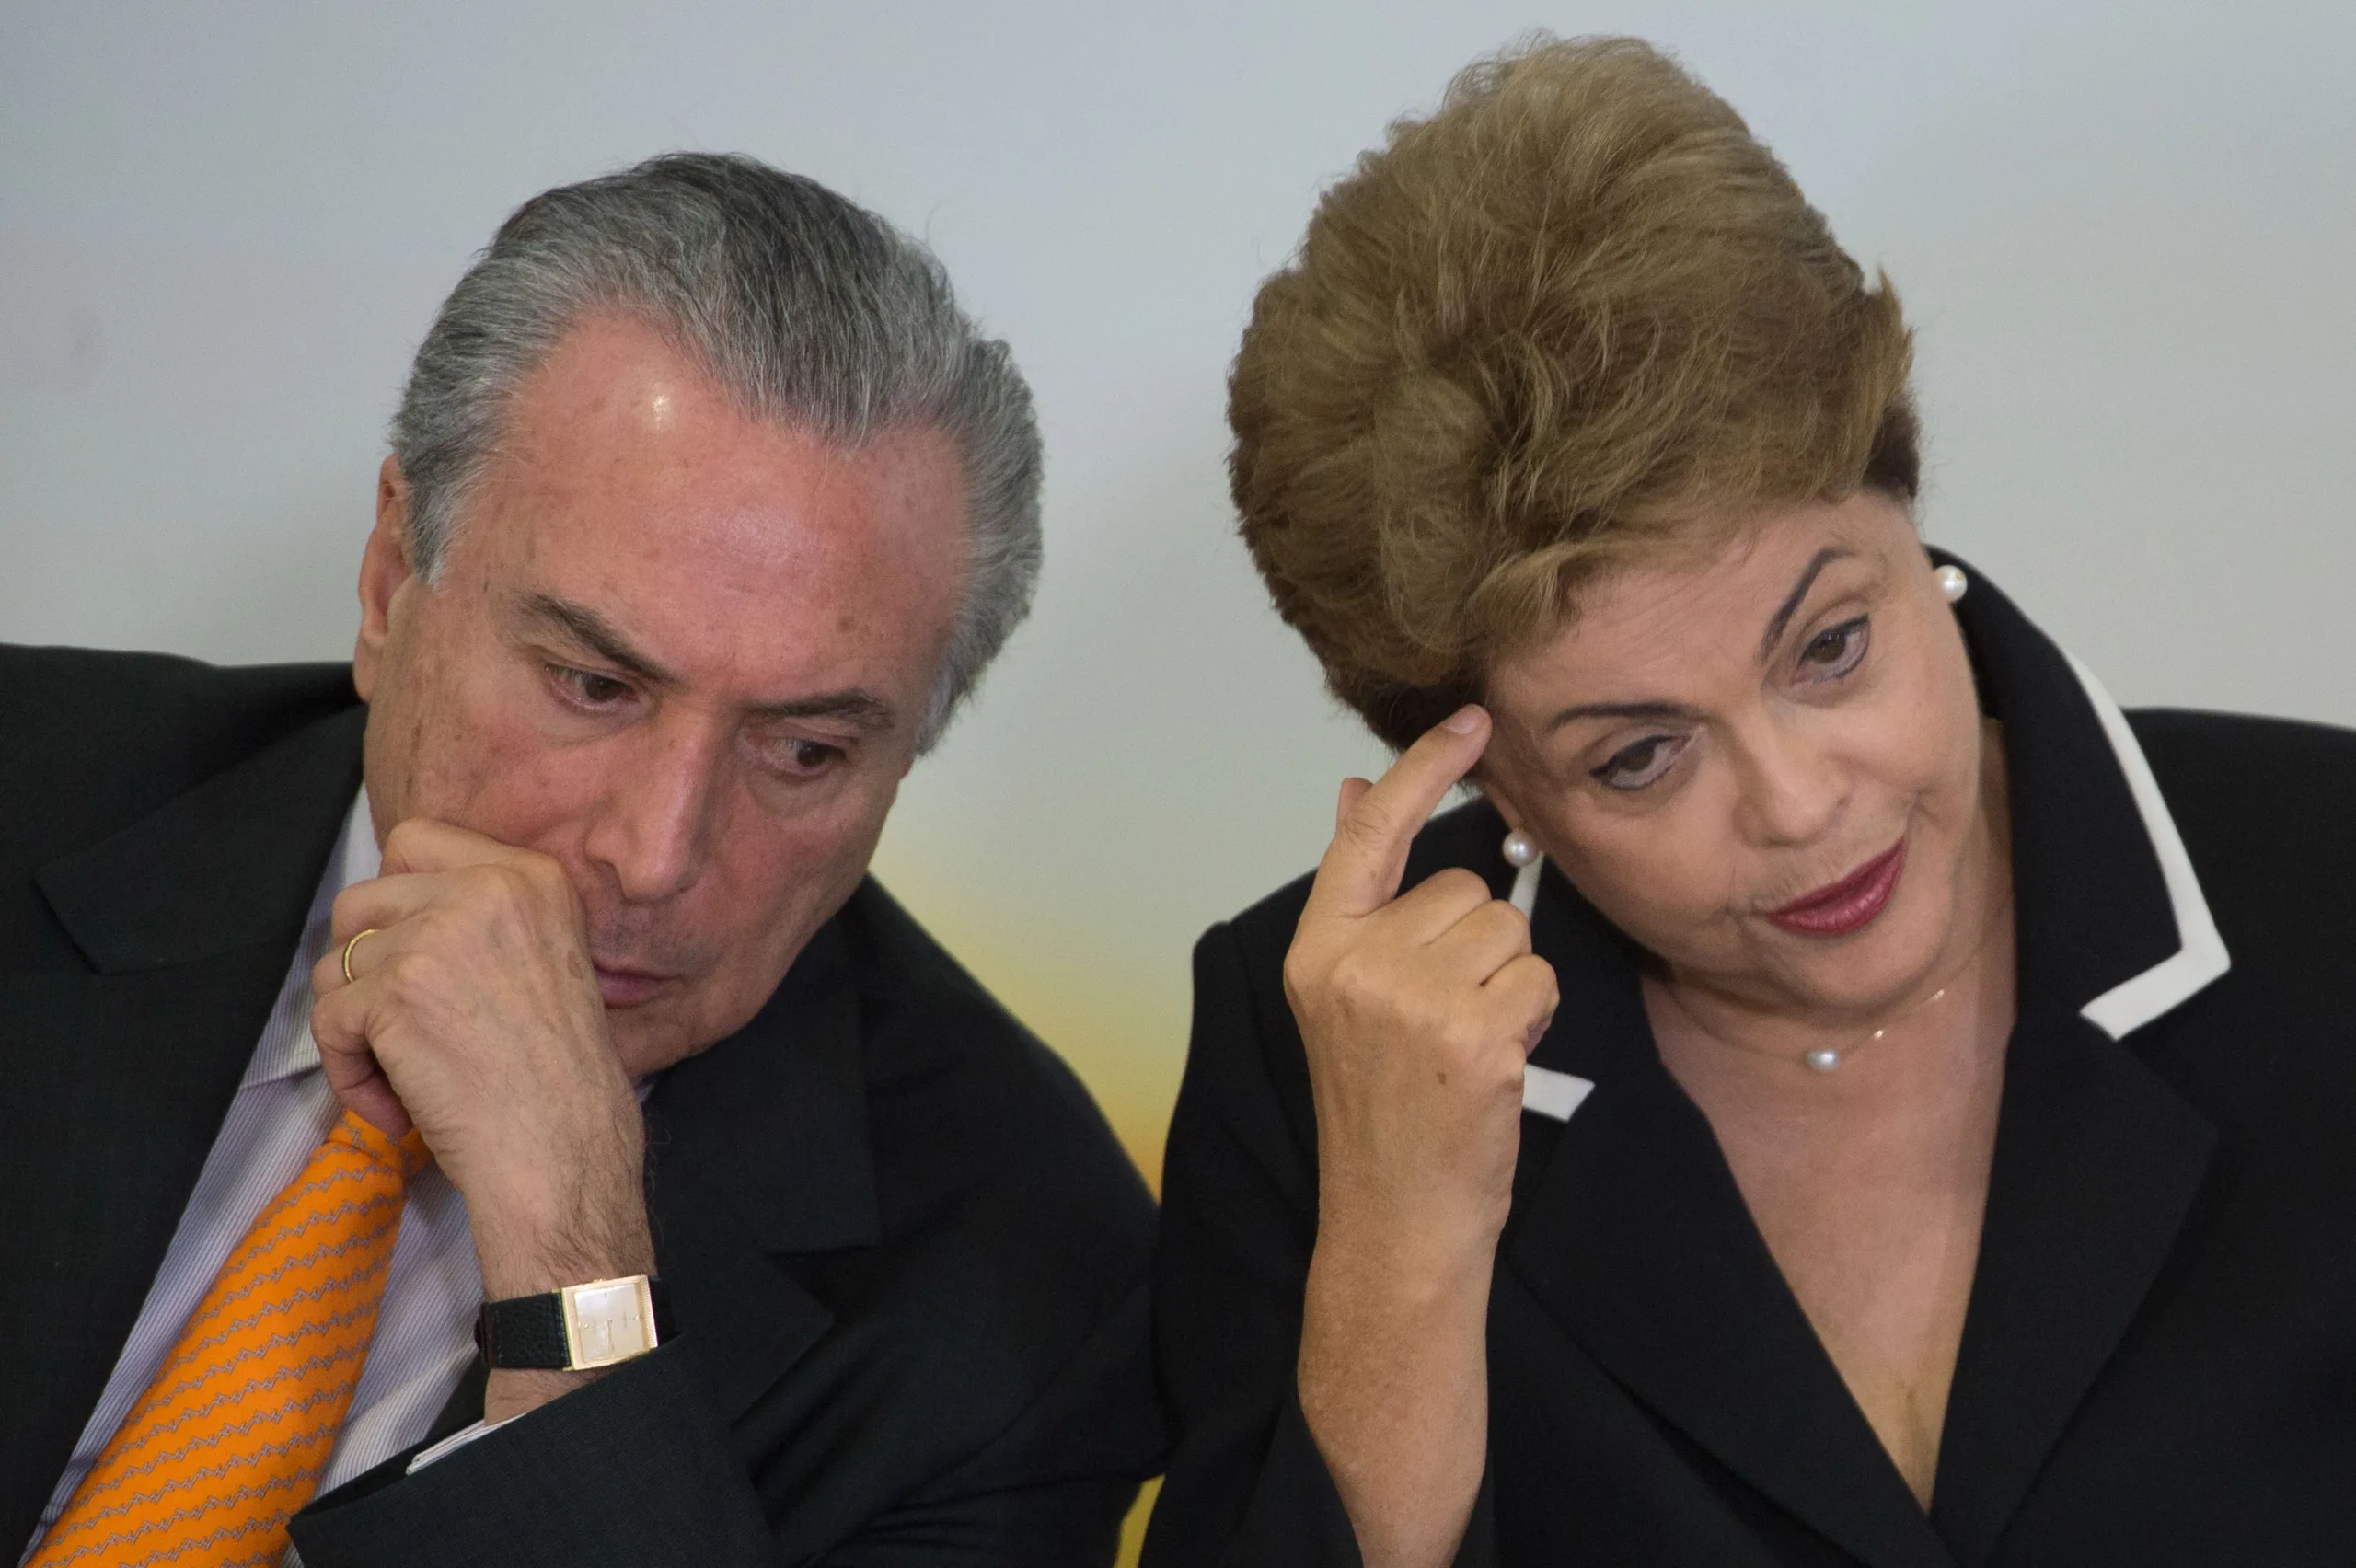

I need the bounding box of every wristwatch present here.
[477,1275,674,1370]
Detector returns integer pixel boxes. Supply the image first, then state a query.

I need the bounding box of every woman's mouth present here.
[1766,837,1908,938]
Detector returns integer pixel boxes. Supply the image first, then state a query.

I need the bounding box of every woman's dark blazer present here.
[1143,562,2356,1567]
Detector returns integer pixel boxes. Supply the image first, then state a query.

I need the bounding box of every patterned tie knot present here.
[329,1109,432,1185]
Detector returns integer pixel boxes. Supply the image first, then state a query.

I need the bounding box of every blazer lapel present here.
[641,916,881,1429]
[0,706,364,1554]
[1503,872,1957,1568]
[1923,559,2223,1562]
[1927,1001,2214,1563]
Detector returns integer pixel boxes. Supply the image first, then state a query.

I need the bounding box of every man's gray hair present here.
[391,152,1042,751]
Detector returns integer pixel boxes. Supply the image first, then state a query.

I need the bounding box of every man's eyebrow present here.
[1758,547,1854,661]
[517,592,897,732]
[516,594,676,686]
[747,690,896,732]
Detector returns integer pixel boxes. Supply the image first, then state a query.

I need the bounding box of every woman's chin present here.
[1750,897,1955,1020]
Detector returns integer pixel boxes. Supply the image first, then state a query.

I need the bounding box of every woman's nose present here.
[1730,724,1846,848]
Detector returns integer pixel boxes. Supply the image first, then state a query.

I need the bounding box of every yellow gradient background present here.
[11,6,2356,1565]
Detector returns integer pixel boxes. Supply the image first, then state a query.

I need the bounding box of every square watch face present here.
[561,1277,656,1368]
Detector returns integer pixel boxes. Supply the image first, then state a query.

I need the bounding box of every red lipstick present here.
[1767,838,1907,938]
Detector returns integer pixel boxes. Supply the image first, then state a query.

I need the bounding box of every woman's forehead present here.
[1497,499,1908,703]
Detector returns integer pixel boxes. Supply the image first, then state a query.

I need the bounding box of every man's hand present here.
[311,818,655,1421]
[1285,707,1558,1568]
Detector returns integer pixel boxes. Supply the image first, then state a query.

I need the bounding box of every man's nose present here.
[583,716,723,904]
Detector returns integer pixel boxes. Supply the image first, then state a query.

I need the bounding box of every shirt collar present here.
[242,789,378,1088]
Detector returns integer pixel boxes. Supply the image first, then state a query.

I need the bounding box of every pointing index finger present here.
[1307,706,1492,921]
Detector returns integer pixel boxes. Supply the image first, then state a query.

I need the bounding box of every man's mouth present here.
[593,963,676,1008]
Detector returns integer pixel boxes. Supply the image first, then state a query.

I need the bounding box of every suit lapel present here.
[1503,874,1957,1568]
[0,706,364,1555]
[641,915,881,1428]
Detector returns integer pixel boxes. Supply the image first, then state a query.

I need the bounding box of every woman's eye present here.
[1591,733,1684,791]
[1797,616,1869,680]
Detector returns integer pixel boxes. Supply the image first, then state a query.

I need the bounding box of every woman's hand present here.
[1287,706,1559,1568]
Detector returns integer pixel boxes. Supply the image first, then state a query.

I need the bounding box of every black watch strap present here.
[477,1277,673,1370]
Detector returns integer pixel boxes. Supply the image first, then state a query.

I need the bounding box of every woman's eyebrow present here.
[1541,547,1860,733]
[1757,547,1854,660]
[1545,698,1700,732]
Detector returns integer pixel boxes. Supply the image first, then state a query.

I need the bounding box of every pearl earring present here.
[1502,830,1540,869]
[1937,564,1969,603]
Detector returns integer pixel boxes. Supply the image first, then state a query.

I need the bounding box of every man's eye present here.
[1798,617,1869,679]
[764,737,847,777]
[557,667,633,706]
[1591,734,1683,791]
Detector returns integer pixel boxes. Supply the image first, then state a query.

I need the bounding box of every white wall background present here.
[6,0,2353,1174]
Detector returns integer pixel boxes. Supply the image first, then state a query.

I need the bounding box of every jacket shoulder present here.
[2129,706,2356,845]
[795,881,1161,1485]
[0,646,359,964]
[2130,706,2356,976]
[840,878,1150,1197]
[0,643,356,840]
[837,874,1155,1287]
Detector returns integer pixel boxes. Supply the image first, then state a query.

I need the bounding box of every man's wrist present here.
[479,1275,669,1368]
[467,1151,654,1298]
[482,1366,614,1424]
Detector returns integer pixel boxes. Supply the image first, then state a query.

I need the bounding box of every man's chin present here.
[604,981,775,1080]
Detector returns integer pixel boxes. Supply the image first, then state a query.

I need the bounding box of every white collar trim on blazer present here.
[2062,651,2232,1039]
[1520,650,2231,1121]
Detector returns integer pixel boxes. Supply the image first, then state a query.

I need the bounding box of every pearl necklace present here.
[1802,984,1951,1073]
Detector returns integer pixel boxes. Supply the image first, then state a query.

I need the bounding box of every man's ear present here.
[354,455,418,703]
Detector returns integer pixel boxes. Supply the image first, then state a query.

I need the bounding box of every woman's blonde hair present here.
[1230,35,1918,748]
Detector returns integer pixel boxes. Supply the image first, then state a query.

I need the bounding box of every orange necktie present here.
[29,1108,430,1568]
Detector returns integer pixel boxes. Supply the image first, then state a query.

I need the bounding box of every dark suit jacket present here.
[0,646,1162,1567]
[1144,562,2356,1565]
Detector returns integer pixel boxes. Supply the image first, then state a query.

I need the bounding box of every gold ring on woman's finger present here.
[341,928,379,986]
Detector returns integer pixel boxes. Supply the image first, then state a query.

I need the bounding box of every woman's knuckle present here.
[1427,868,1487,903]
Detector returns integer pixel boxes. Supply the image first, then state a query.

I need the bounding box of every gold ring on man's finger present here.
[341,928,380,986]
